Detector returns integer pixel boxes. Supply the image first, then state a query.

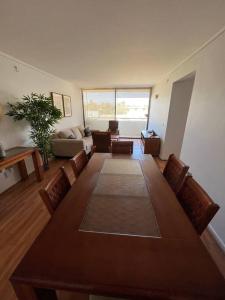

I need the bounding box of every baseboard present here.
[208,224,225,254]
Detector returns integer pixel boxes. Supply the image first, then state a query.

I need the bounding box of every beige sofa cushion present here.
[51,139,84,157]
[78,125,85,137]
[71,126,82,139]
[51,132,59,139]
[58,129,76,139]
[51,127,93,157]
[58,128,76,139]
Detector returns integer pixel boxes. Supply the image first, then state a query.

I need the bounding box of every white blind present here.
[116,89,150,119]
[83,88,150,121]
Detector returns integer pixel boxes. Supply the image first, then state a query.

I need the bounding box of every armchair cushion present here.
[108,120,119,135]
[108,129,119,135]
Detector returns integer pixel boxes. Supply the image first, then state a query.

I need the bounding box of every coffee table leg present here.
[32,149,43,181]
[17,160,28,180]
[12,282,58,300]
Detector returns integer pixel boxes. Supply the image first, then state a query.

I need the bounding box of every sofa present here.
[51,125,93,157]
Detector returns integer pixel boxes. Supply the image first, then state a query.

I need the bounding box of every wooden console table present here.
[0,147,43,182]
[141,130,161,156]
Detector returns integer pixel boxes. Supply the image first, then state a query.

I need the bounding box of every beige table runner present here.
[101,158,143,175]
[80,158,160,237]
[93,174,149,198]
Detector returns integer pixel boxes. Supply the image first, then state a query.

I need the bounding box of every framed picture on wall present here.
[63,95,72,117]
[51,92,64,116]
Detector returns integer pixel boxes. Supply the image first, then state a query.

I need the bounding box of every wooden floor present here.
[0,139,224,300]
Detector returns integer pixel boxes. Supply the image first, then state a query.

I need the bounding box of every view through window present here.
[83,88,151,137]
[116,89,149,119]
[83,89,115,120]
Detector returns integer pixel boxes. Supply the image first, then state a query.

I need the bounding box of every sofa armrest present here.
[51,139,85,157]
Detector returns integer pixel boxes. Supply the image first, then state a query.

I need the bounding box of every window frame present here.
[82,87,152,128]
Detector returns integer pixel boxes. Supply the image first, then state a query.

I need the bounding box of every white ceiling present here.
[0,0,225,88]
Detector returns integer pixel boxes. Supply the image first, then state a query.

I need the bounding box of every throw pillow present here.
[78,125,85,137]
[58,129,76,139]
[84,127,92,137]
[72,127,82,139]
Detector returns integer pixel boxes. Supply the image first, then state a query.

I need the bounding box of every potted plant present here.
[6,93,62,169]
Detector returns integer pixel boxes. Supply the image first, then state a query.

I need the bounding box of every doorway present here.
[164,72,195,158]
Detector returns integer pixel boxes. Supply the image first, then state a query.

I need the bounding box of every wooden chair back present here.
[70,150,88,178]
[163,154,189,194]
[177,175,219,235]
[39,167,71,216]
[92,131,111,153]
[108,120,119,134]
[111,141,133,154]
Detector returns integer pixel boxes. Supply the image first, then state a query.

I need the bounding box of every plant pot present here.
[42,151,49,170]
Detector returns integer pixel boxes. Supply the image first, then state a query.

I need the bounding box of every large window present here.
[82,88,151,137]
[116,89,149,119]
[83,89,115,120]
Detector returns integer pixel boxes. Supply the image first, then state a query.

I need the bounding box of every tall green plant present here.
[6,93,62,169]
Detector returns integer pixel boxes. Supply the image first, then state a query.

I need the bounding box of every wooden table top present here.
[0,146,35,162]
[0,147,38,172]
[11,154,225,299]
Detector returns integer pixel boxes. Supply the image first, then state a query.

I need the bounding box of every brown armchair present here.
[92,131,111,153]
[108,120,119,135]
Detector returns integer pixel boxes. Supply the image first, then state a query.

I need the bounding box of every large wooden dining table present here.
[11,153,225,300]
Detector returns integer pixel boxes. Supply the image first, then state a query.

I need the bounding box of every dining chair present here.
[92,131,111,153]
[163,154,189,194]
[177,175,219,235]
[70,150,88,178]
[39,167,71,216]
[108,120,119,135]
[111,141,133,154]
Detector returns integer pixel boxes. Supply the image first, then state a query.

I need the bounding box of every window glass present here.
[116,89,150,119]
[83,90,115,120]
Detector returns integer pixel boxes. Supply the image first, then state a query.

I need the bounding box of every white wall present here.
[149,31,225,246]
[163,76,195,158]
[149,56,199,159]
[0,52,83,193]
